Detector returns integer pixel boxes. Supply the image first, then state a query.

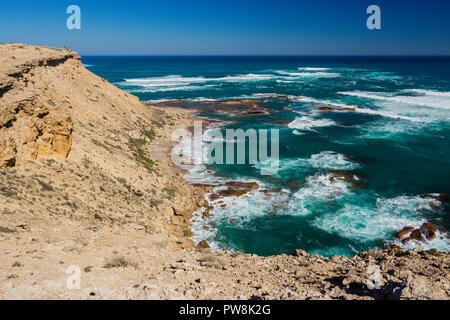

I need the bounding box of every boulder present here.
[396,226,414,239]
[402,229,424,244]
[420,222,437,241]
[384,244,403,251]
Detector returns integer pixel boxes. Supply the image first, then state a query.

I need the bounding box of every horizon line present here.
[79,54,450,58]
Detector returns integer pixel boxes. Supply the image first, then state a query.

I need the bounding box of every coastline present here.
[0,44,449,300]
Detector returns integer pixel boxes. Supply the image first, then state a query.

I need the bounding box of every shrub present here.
[104,256,137,269]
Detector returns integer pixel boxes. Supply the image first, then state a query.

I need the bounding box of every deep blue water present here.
[83,56,450,257]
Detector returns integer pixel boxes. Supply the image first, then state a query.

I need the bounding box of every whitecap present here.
[291,173,353,215]
[276,70,340,78]
[339,90,450,110]
[298,67,331,71]
[287,116,336,131]
[292,96,359,109]
[309,151,360,170]
[190,183,290,248]
[312,195,443,244]
[120,73,297,91]
[254,151,359,173]
[128,84,218,93]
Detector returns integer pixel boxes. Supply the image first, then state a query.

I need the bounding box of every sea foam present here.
[339,90,450,110]
[309,151,360,170]
[287,116,336,131]
[276,70,340,78]
[120,73,300,92]
[312,195,443,244]
[291,173,353,215]
[298,67,331,71]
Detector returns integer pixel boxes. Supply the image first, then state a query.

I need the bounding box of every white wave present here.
[288,116,336,131]
[352,106,428,122]
[191,168,356,246]
[276,80,297,83]
[276,70,339,78]
[143,97,215,103]
[339,90,450,110]
[292,96,359,109]
[291,173,352,215]
[142,98,173,104]
[394,230,450,252]
[144,97,229,104]
[298,67,331,71]
[312,195,444,244]
[286,90,450,123]
[190,189,291,249]
[173,125,225,185]
[143,93,303,104]
[301,72,340,78]
[309,151,360,170]
[219,73,288,82]
[119,73,309,93]
[123,75,207,87]
[293,95,431,122]
[121,73,296,89]
[129,84,218,93]
[359,118,437,138]
[190,206,218,249]
[405,89,450,97]
[239,92,448,125]
[288,95,436,122]
[254,151,359,174]
[245,93,302,100]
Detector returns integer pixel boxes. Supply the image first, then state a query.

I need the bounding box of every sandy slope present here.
[0,44,448,300]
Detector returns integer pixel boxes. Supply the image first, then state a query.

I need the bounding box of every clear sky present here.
[1,0,449,55]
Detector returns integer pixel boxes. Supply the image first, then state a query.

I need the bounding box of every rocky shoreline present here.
[0,44,449,300]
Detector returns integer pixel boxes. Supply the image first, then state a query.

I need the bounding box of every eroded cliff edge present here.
[0,44,448,300]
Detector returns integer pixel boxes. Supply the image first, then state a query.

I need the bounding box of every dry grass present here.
[104,256,138,269]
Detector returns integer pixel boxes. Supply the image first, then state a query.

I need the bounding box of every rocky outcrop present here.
[420,222,438,241]
[0,45,77,167]
[31,113,73,160]
[396,226,415,239]
[328,172,367,189]
[318,106,356,112]
[397,221,442,244]
[209,181,259,201]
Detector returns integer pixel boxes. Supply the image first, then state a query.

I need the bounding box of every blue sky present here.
[1,0,449,55]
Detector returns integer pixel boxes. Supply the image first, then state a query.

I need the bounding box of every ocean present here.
[82,56,450,257]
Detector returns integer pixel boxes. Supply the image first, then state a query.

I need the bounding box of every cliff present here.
[0,44,448,300]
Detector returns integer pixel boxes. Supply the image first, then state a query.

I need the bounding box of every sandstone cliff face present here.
[0,44,448,300]
[0,46,77,167]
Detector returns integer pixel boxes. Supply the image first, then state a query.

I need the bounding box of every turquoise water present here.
[83,56,450,257]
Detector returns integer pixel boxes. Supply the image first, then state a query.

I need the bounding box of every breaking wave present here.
[288,116,336,131]
[312,195,444,244]
[339,89,450,110]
